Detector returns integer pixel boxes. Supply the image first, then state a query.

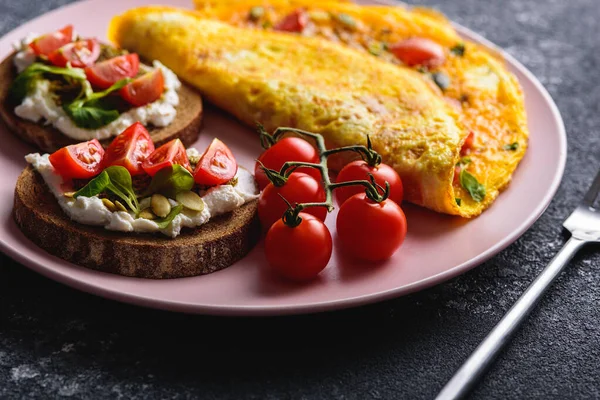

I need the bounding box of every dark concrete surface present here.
[1,0,599,399]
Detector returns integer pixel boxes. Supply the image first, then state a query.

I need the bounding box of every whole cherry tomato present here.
[48,139,104,180]
[335,161,403,206]
[193,138,238,186]
[258,172,327,230]
[103,122,155,176]
[265,212,332,281]
[336,193,407,262]
[389,38,445,67]
[255,137,321,190]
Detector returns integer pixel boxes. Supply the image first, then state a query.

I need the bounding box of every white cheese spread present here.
[24,150,259,238]
[12,33,181,141]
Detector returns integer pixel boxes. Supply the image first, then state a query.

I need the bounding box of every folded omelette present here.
[108,6,526,217]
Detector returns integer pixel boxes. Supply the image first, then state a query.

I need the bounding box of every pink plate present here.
[0,0,566,316]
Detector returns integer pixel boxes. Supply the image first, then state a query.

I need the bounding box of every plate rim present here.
[0,0,567,316]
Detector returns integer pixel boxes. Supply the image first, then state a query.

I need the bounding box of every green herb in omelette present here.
[432,71,451,91]
[450,43,466,56]
[249,6,264,21]
[503,142,519,151]
[455,198,462,206]
[459,170,486,202]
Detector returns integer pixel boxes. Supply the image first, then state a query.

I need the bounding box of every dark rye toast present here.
[13,166,260,279]
[0,53,204,153]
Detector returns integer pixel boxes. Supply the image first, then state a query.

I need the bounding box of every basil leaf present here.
[104,166,139,213]
[73,171,110,198]
[450,43,466,56]
[503,142,519,151]
[63,104,120,129]
[455,198,462,206]
[154,204,183,229]
[459,170,486,202]
[456,156,471,166]
[86,79,130,102]
[145,165,194,198]
[8,62,86,104]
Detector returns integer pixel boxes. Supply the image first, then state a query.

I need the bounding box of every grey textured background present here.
[1,0,599,399]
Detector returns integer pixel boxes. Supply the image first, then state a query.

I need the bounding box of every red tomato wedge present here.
[461,131,475,155]
[49,139,105,180]
[29,25,73,56]
[193,138,238,186]
[274,9,308,32]
[141,139,190,177]
[119,69,164,107]
[389,38,446,67]
[48,39,100,68]
[85,53,140,89]
[103,122,155,176]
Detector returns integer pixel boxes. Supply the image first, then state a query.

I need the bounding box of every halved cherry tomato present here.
[265,212,332,281]
[255,137,321,191]
[119,69,164,107]
[336,193,407,262]
[48,39,100,68]
[389,38,446,67]
[85,53,140,89]
[49,139,105,180]
[103,122,155,176]
[335,161,404,206]
[29,25,73,56]
[193,138,238,186]
[461,131,475,155]
[141,139,190,177]
[274,9,308,32]
[258,171,327,230]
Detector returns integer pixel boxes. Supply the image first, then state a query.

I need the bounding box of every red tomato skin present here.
[258,172,327,230]
[461,131,475,155]
[29,25,73,56]
[255,137,321,190]
[274,9,308,32]
[193,138,238,186]
[389,38,446,67]
[141,139,190,177]
[103,122,155,176]
[336,193,407,262]
[119,69,164,107]
[265,213,332,281]
[85,53,140,89]
[335,161,404,206]
[49,139,105,180]
[48,39,100,68]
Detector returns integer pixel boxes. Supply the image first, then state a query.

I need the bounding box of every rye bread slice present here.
[0,53,203,153]
[13,166,260,279]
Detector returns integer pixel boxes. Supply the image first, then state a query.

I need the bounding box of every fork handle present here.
[436,236,586,400]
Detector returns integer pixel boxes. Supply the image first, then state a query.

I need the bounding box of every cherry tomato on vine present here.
[49,139,104,180]
[258,172,327,230]
[336,193,407,262]
[265,212,332,281]
[335,161,403,206]
[255,137,321,190]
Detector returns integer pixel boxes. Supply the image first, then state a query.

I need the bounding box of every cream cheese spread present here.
[24,150,258,238]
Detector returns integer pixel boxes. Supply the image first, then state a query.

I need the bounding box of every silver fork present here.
[436,169,600,400]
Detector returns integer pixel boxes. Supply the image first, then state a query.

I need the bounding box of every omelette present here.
[108,6,526,217]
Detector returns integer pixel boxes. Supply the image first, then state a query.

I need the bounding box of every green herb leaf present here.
[459,170,486,202]
[104,166,140,213]
[145,165,195,198]
[450,43,466,56]
[503,142,519,151]
[432,72,451,91]
[8,62,86,104]
[335,13,356,29]
[455,198,462,206]
[457,156,471,166]
[249,6,264,21]
[74,171,110,198]
[154,204,183,229]
[368,42,384,56]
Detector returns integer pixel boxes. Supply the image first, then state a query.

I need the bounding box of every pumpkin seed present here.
[102,198,117,212]
[114,200,127,212]
[63,191,76,198]
[138,208,155,220]
[151,194,171,218]
[175,191,205,212]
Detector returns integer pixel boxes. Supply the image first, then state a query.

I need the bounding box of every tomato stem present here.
[257,160,288,187]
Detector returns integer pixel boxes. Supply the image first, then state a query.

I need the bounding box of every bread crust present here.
[0,53,203,153]
[13,166,260,279]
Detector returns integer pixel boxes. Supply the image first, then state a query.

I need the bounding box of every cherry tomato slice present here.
[103,122,155,176]
[48,39,100,68]
[119,69,164,107]
[460,131,475,155]
[336,193,407,262]
[265,212,332,281]
[274,9,308,32]
[335,161,404,206]
[48,139,105,180]
[255,137,321,191]
[85,53,140,89]
[389,38,446,67]
[29,25,73,56]
[141,138,190,177]
[258,172,327,230]
[193,138,238,186]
